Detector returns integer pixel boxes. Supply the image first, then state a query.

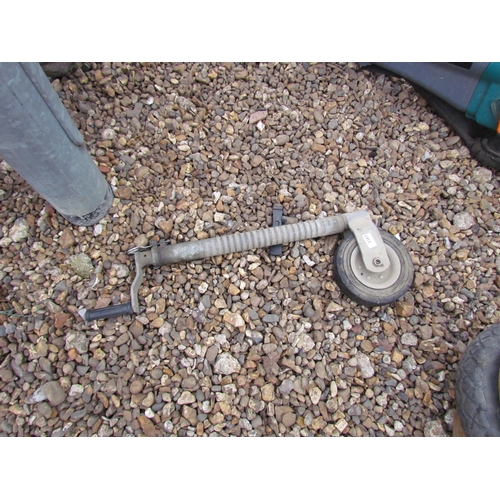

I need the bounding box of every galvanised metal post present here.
[0,62,113,226]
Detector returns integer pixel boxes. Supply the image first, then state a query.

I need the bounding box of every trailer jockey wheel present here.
[332,230,414,307]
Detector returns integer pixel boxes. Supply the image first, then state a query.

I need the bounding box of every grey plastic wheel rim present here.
[350,244,401,290]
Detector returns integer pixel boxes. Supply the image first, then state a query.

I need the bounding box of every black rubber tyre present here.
[332,230,414,307]
[455,324,500,437]
[469,136,500,172]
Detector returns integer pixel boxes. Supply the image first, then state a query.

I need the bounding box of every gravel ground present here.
[1,62,499,437]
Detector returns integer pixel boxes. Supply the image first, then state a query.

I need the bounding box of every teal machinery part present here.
[365,62,500,132]
[465,63,500,132]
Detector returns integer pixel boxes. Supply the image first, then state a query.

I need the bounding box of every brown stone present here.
[115,186,133,199]
[312,143,327,153]
[197,422,205,436]
[311,417,327,431]
[151,317,164,328]
[360,339,374,353]
[130,379,144,395]
[391,349,404,364]
[157,218,173,234]
[94,69,104,82]
[129,320,144,336]
[281,358,302,373]
[137,415,156,437]
[261,383,275,402]
[275,405,294,422]
[396,302,414,317]
[282,412,297,428]
[67,348,77,361]
[59,228,76,249]
[249,110,267,124]
[54,312,70,329]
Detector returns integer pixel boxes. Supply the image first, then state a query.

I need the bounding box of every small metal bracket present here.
[128,239,169,313]
[270,204,285,256]
[344,211,391,273]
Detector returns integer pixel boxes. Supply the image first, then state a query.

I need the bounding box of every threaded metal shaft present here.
[143,214,348,267]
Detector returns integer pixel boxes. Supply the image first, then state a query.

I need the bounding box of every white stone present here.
[424,420,448,437]
[194,219,204,233]
[330,381,338,398]
[177,391,196,405]
[69,384,84,397]
[472,167,493,184]
[357,352,374,378]
[335,418,348,433]
[394,420,404,432]
[342,319,353,330]
[453,211,475,230]
[214,352,241,375]
[223,311,245,328]
[385,425,395,437]
[288,329,315,352]
[308,386,322,405]
[401,332,418,346]
[9,218,30,242]
[376,393,388,408]
[112,262,129,279]
[101,128,116,140]
[302,255,316,267]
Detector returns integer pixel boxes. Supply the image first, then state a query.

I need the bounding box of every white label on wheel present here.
[362,232,377,249]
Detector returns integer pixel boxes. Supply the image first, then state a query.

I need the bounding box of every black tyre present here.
[332,230,414,307]
[469,136,500,172]
[455,324,500,437]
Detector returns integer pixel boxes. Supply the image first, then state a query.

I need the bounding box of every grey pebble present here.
[152,402,165,412]
[275,134,290,146]
[115,332,129,347]
[71,408,87,420]
[248,310,259,321]
[279,379,294,395]
[206,345,219,363]
[38,381,66,406]
[5,324,16,335]
[328,118,338,130]
[313,110,324,123]
[262,314,280,323]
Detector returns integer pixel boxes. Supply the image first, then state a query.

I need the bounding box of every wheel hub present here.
[350,244,401,289]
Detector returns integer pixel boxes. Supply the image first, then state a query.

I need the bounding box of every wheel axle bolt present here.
[373,258,383,267]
